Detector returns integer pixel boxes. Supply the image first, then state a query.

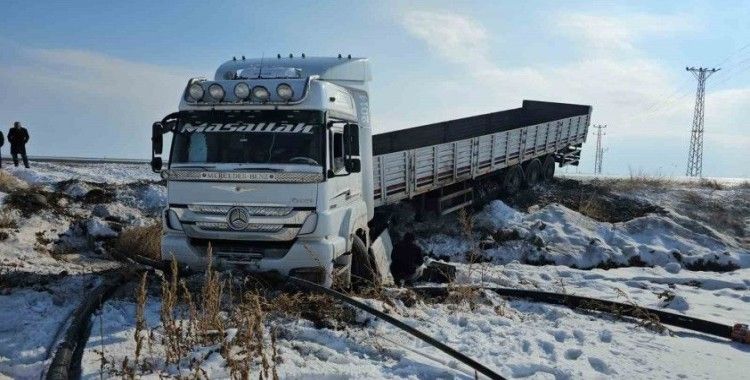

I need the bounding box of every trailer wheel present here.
[523,159,542,187]
[542,155,556,181]
[502,165,523,194]
[351,235,378,288]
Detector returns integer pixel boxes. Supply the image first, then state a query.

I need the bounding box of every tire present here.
[502,165,523,194]
[523,159,542,187]
[542,155,556,182]
[350,234,378,288]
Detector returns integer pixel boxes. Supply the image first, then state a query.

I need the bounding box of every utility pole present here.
[685,66,720,177]
[593,124,606,175]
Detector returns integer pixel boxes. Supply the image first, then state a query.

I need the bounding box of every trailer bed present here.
[372,100,592,207]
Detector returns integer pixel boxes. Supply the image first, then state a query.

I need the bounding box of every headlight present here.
[188,84,204,101]
[276,83,294,100]
[252,86,270,102]
[165,209,183,231]
[208,83,225,101]
[298,213,318,235]
[234,82,250,99]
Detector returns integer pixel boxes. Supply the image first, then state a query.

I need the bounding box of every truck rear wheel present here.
[542,155,556,182]
[523,159,542,187]
[502,165,523,194]
[350,235,378,288]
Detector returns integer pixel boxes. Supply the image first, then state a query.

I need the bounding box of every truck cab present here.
[151,56,377,287]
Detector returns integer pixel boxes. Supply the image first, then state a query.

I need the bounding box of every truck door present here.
[326,123,359,209]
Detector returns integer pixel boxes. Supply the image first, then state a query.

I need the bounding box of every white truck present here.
[150,55,592,287]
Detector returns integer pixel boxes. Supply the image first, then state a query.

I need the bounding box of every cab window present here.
[330,130,345,173]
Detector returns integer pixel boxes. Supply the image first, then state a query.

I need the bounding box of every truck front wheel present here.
[350,235,378,288]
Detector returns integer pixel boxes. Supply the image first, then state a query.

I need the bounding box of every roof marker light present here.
[276,83,294,100]
[234,82,250,100]
[252,86,270,102]
[188,84,204,102]
[208,83,225,101]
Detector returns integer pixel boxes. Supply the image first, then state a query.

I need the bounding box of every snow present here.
[664,262,682,274]
[5,161,158,185]
[85,217,118,238]
[80,287,750,379]
[0,275,97,379]
[423,198,750,271]
[1,162,749,379]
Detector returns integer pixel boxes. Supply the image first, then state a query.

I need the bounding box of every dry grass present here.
[599,169,672,192]
[111,247,287,378]
[106,242,378,378]
[0,171,27,193]
[611,288,667,334]
[0,209,18,229]
[134,272,148,371]
[458,209,489,285]
[696,178,724,190]
[578,195,611,222]
[113,222,162,260]
[595,168,747,192]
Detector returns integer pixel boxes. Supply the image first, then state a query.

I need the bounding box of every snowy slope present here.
[1,162,749,379]
[4,161,158,185]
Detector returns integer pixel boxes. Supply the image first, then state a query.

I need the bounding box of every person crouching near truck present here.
[8,122,30,168]
[390,233,426,286]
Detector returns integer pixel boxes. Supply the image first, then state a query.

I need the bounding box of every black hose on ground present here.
[45,269,135,380]
[288,276,506,380]
[411,286,737,340]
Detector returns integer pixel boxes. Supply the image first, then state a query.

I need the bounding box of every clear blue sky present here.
[1,0,748,177]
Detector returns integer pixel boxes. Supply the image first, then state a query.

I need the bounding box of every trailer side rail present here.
[373,114,590,206]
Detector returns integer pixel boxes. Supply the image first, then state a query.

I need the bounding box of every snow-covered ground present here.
[4,161,158,185]
[1,162,749,379]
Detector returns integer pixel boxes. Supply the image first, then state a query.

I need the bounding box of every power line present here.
[634,40,750,123]
[592,124,607,175]
[685,67,720,177]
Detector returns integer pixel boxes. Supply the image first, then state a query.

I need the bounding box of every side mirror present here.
[152,122,164,155]
[343,123,359,156]
[151,157,163,173]
[345,158,361,173]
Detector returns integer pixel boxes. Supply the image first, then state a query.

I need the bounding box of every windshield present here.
[171,111,324,166]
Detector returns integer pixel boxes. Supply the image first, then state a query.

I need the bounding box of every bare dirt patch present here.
[505,178,665,223]
[3,187,71,217]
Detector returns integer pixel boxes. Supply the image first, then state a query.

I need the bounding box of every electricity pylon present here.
[593,124,606,175]
[685,67,719,177]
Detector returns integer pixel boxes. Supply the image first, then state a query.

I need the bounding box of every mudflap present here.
[370,228,395,286]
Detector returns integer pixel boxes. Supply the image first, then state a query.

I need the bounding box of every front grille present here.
[188,204,294,216]
[196,222,285,233]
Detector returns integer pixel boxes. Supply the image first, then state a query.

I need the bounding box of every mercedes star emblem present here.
[227,207,250,231]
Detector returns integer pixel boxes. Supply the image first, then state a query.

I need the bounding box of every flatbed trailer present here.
[372,100,592,209]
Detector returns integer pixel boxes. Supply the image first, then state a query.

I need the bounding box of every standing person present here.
[8,122,30,168]
[390,232,426,286]
[0,129,4,168]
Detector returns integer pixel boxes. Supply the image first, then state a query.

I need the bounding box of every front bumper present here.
[161,231,345,287]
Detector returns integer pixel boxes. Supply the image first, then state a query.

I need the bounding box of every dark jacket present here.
[8,127,29,153]
[390,239,425,281]
[0,131,4,148]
